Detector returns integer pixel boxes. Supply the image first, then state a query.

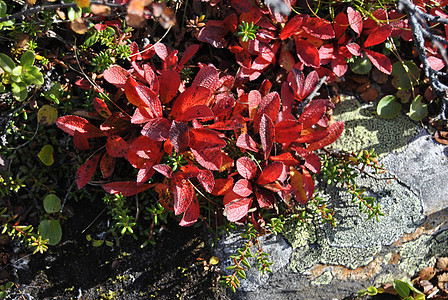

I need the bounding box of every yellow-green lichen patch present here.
[311,270,333,286]
[331,96,419,155]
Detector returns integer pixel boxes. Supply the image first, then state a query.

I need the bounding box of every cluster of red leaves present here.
[56,34,346,227]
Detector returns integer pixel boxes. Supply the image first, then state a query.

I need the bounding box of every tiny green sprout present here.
[237,21,259,42]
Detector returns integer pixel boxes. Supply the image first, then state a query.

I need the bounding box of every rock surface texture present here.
[216,96,448,300]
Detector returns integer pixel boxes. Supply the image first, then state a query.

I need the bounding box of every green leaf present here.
[0,53,15,73]
[409,95,428,121]
[37,105,58,126]
[11,66,22,77]
[11,82,27,101]
[377,95,402,119]
[366,286,378,296]
[391,60,420,90]
[84,30,100,48]
[38,219,62,246]
[393,279,410,298]
[20,51,35,68]
[4,282,13,289]
[22,66,44,85]
[0,1,7,17]
[349,56,372,75]
[43,194,61,213]
[38,144,54,166]
[0,291,5,299]
[92,239,104,247]
[43,82,62,102]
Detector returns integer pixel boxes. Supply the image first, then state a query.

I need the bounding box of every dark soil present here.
[10,195,230,300]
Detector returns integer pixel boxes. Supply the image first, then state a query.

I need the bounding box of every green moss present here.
[332,97,419,155]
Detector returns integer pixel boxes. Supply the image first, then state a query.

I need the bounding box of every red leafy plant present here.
[56,37,344,229]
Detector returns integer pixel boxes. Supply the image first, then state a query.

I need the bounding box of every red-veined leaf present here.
[100,152,116,179]
[260,114,274,160]
[211,177,234,196]
[301,70,320,100]
[298,99,327,129]
[159,70,181,104]
[135,85,162,117]
[254,92,280,132]
[170,86,212,119]
[270,152,301,166]
[236,157,257,180]
[346,43,362,56]
[191,148,222,171]
[290,167,308,205]
[224,197,252,222]
[56,115,103,138]
[76,154,101,189]
[303,17,335,39]
[255,188,274,208]
[363,24,392,47]
[192,65,221,91]
[248,90,261,120]
[93,97,111,118]
[197,169,215,193]
[280,14,309,40]
[173,179,194,215]
[176,105,214,122]
[141,117,170,141]
[103,65,128,89]
[179,196,200,227]
[153,164,173,178]
[212,92,235,117]
[169,121,190,153]
[106,135,129,157]
[347,7,362,36]
[153,42,170,61]
[189,128,226,150]
[364,49,392,74]
[295,38,320,68]
[179,44,200,67]
[293,146,321,174]
[307,121,344,151]
[275,120,303,143]
[257,162,283,185]
[102,181,154,196]
[236,133,258,152]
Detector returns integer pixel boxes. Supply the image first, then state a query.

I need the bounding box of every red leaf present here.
[192,66,221,91]
[135,85,162,117]
[254,92,280,133]
[143,64,159,93]
[106,135,129,157]
[100,112,131,137]
[131,107,152,124]
[100,152,116,179]
[295,38,320,68]
[189,128,226,150]
[153,42,170,61]
[334,11,349,39]
[236,157,257,180]
[73,131,90,150]
[363,24,392,47]
[275,120,302,143]
[347,7,362,36]
[173,179,194,215]
[198,22,229,48]
[141,117,170,141]
[153,164,173,178]
[76,154,101,189]
[170,86,212,119]
[231,0,252,13]
[212,92,235,117]
[191,148,222,171]
[270,152,301,166]
[298,99,327,129]
[56,115,103,138]
[248,90,261,120]
[125,77,147,107]
[281,82,294,113]
[159,70,181,104]
[179,44,200,67]
[301,166,314,200]
[103,65,128,89]
[137,161,156,183]
[257,162,283,185]
[428,56,445,71]
[307,121,344,151]
[295,130,330,143]
[280,14,309,40]
[224,198,252,222]
[93,97,111,118]
[236,133,259,152]
[211,177,234,196]
[255,188,274,208]
[293,147,321,174]
[197,169,215,193]
[289,167,308,205]
[176,105,214,122]
[169,121,190,153]
[364,49,392,74]
[303,17,335,39]
[179,196,200,226]
[129,136,161,160]
[102,181,154,196]
[260,114,274,160]
[206,119,242,131]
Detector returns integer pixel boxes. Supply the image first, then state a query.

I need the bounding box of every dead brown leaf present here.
[434,131,448,145]
[419,266,436,281]
[126,0,153,28]
[437,257,448,271]
[372,68,389,84]
[90,4,111,16]
[360,86,379,102]
[26,0,36,5]
[70,18,88,34]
